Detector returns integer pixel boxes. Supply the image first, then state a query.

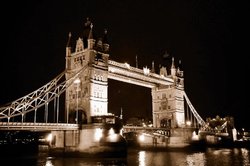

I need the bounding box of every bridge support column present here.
[48,123,127,157]
[49,130,80,154]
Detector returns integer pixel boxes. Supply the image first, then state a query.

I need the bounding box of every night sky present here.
[0,1,249,129]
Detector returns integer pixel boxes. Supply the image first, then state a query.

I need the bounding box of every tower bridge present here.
[0,18,206,154]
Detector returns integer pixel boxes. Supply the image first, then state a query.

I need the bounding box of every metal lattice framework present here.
[0,64,89,123]
[0,60,206,130]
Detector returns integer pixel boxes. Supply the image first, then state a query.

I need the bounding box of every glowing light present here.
[45,160,53,166]
[186,121,191,126]
[109,133,119,142]
[139,134,145,142]
[143,67,150,75]
[109,128,115,135]
[46,133,53,142]
[125,62,130,69]
[110,68,115,73]
[191,131,199,141]
[120,128,123,135]
[94,128,103,141]
[148,124,153,127]
[107,127,119,142]
[74,78,81,84]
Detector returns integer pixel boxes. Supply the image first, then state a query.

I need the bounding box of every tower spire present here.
[171,57,176,76]
[171,57,175,69]
[103,29,109,52]
[66,32,72,58]
[88,23,94,39]
[151,61,155,73]
[66,32,72,47]
[136,55,138,68]
[120,107,123,120]
[87,23,95,49]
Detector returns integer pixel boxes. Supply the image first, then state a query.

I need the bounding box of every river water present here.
[2,147,250,166]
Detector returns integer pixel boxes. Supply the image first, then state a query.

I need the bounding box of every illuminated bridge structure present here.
[0,59,205,130]
[0,19,206,152]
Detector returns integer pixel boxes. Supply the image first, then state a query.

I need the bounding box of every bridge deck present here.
[0,122,78,131]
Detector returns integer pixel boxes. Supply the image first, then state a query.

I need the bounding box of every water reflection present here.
[138,151,145,166]
[45,160,53,166]
[186,152,206,166]
[43,157,127,166]
[241,148,250,166]
[3,147,249,166]
[127,147,249,166]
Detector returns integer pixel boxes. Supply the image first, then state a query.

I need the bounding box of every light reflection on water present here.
[3,147,250,166]
[186,152,206,166]
[138,151,145,166]
[126,148,250,166]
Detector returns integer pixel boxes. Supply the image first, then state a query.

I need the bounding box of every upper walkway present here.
[108,60,174,88]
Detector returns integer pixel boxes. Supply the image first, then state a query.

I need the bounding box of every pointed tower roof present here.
[151,61,155,73]
[171,57,175,69]
[88,23,94,39]
[66,32,72,47]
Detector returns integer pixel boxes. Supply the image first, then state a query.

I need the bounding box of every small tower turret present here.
[66,32,72,57]
[103,29,109,53]
[176,60,184,89]
[136,55,138,68]
[75,37,84,52]
[171,57,176,77]
[151,61,155,73]
[88,23,96,49]
[66,32,72,70]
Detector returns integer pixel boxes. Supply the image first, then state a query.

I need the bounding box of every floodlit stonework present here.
[65,18,185,128]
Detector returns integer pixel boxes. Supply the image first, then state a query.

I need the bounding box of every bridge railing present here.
[0,122,79,130]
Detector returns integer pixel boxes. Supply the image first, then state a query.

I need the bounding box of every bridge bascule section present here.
[0,19,205,132]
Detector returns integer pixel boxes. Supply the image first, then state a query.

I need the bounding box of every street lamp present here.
[186,121,191,127]
[74,78,81,124]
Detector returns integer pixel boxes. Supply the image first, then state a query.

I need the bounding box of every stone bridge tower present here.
[65,19,109,124]
[151,57,185,128]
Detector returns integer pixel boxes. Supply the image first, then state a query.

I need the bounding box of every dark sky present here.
[0,1,249,129]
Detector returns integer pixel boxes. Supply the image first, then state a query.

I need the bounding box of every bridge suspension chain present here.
[183,91,206,127]
[0,64,89,121]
